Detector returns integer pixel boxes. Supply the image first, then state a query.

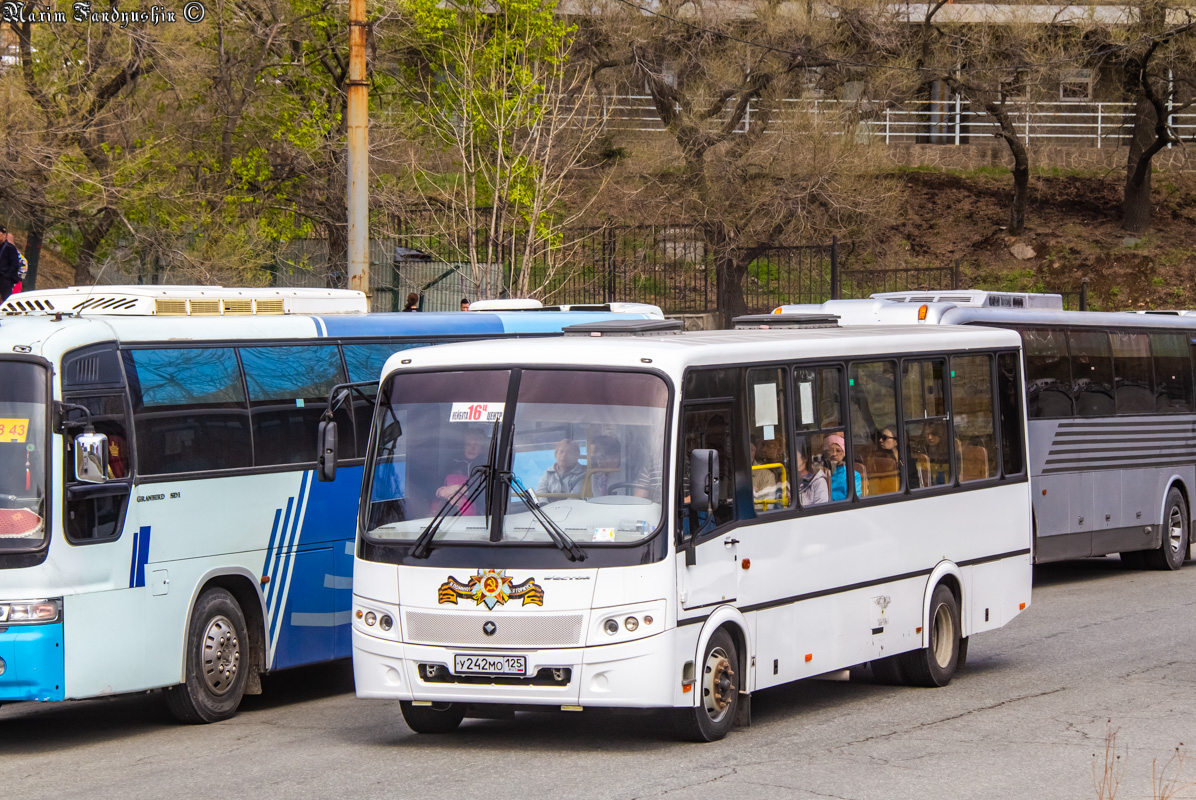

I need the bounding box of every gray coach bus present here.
[777,293,1196,569]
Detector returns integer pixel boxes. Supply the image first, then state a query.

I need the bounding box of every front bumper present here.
[353,626,679,708]
[0,621,65,702]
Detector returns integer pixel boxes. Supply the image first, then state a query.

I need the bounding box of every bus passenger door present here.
[676,403,740,611]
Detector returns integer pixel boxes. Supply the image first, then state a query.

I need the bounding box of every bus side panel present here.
[966,556,1033,635]
[63,589,148,698]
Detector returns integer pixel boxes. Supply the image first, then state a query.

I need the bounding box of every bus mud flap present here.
[734,692,752,728]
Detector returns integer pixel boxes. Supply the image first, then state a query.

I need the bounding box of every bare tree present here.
[914,6,1071,236]
[578,0,900,325]
[1100,0,1196,235]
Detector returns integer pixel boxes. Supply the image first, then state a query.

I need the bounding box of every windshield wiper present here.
[409,465,491,559]
[501,473,587,562]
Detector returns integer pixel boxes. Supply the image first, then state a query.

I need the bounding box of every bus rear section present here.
[349,322,1033,740]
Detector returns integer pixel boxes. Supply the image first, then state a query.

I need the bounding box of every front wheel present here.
[165,588,250,723]
[1142,488,1188,571]
[675,628,739,742]
[897,584,961,688]
[400,701,464,734]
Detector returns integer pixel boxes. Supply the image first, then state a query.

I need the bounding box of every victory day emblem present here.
[438,569,545,608]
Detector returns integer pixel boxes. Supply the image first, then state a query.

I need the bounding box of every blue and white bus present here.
[778,291,1196,570]
[0,285,658,722]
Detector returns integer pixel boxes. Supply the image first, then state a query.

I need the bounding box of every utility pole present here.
[346,0,369,296]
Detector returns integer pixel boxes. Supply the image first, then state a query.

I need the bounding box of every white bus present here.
[345,317,1033,740]
[778,295,1196,569]
[0,285,657,722]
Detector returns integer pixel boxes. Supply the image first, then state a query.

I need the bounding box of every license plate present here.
[454,654,527,676]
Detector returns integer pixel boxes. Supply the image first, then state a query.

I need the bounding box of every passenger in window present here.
[586,435,622,496]
[795,445,828,506]
[823,433,862,501]
[921,422,954,486]
[536,439,586,496]
[435,427,488,512]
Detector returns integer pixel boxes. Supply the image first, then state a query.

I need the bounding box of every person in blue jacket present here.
[823,433,862,501]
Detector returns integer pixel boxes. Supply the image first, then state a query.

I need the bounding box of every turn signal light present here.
[918,304,928,321]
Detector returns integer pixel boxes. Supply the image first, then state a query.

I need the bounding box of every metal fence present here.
[594,95,1196,148]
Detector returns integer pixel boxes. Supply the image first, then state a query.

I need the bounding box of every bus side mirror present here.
[690,448,718,514]
[317,421,338,482]
[75,431,109,484]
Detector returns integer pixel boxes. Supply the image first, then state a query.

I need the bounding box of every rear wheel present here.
[897,584,961,688]
[400,701,464,734]
[1142,488,1188,571]
[675,629,739,742]
[165,588,249,723]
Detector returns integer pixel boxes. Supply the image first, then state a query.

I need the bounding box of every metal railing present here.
[592,95,1196,147]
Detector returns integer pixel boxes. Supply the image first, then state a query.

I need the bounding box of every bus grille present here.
[404,611,584,647]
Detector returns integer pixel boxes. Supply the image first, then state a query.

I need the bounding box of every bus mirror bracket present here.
[317,421,338,482]
[75,430,109,484]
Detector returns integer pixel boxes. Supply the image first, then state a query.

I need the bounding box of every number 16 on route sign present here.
[449,402,504,423]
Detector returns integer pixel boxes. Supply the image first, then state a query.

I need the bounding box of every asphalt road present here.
[4,557,1195,800]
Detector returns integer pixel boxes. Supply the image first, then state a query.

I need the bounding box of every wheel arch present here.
[693,606,753,697]
[181,569,267,693]
[921,561,963,646]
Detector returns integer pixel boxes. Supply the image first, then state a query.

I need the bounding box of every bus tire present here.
[1143,488,1188,571]
[165,588,250,724]
[898,584,960,688]
[400,701,464,734]
[675,629,739,742]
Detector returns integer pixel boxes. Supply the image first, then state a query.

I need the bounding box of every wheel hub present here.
[702,648,736,722]
[1168,507,1184,554]
[932,603,955,669]
[201,615,241,696]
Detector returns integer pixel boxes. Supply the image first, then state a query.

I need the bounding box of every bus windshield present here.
[0,361,48,552]
[364,368,669,547]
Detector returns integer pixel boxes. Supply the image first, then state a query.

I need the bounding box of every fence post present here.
[1167,68,1174,149]
[954,94,961,145]
[953,259,961,290]
[1097,103,1102,148]
[830,236,840,300]
[1080,277,1089,311]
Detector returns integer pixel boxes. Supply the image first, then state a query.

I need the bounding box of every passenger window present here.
[1018,328,1073,418]
[997,352,1025,476]
[1068,330,1114,417]
[793,366,847,505]
[903,359,952,488]
[951,355,997,482]
[124,348,252,474]
[747,368,791,514]
[1151,333,1193,412]
[849,361,900,497]
[680,404,737,532]
[1111,331,1154,414]
[242,345,350,466]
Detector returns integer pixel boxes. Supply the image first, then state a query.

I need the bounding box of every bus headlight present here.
[590,600,666,646]
[0,598,62,625]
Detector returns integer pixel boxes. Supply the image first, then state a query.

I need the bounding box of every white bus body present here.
[352,323,1032,739]
[0,287,655,721]
[778,296,1196,568]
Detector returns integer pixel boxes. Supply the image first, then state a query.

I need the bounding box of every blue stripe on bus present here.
[315,313,508,338]
[264,498,294,611]
[127,526,151,589]
[268,474,310,648]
